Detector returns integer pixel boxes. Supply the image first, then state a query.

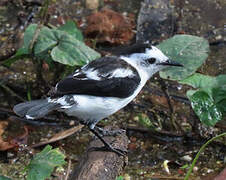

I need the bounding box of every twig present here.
[28,0,51,88]
[30,125,84,148]
[28,0,50,52]
[28,25,43,53]
[157,78,181,131]
[0,50,17,62]
[0,83,25,102]
[65,159,72,180]
[149,175,184,179]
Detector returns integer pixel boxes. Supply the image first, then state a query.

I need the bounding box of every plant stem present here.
[29,0,50,52]
[184,132,226,180]
[29,0,52,88]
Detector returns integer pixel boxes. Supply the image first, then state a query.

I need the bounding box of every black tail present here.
[13,99,60,119]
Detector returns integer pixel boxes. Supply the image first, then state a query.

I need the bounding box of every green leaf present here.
[57,20,83,42]
[216,74,226,87]
[187,90,222,126]
[186,89,197,97]
[138,113,154,129]
[50,30,100,66]
[216,99,226,114]
[23,24,37,51]
[22,24,58,55]
[116,176,124,180]
[0,175,12,180]
[180,73,226,89]
[157,35,209,80]
[179,73,217,96]
[26,145,65,180]
[180,73,226,96]
[213,87,226,114]
[179,73,217,89]
[34,27,59,55]
[182,74,226,126]
[212,87,226,103]
[23,23,100,66]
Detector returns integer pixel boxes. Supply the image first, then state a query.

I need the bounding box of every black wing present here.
[53,57,141,98]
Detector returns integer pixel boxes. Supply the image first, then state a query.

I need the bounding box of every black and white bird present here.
[13,43,182,155]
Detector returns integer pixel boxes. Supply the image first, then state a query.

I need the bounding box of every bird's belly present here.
[63,95,131,122]
[61,80,146,124]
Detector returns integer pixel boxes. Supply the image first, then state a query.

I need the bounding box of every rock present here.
[174,0,226,44]
[136,0,175,43]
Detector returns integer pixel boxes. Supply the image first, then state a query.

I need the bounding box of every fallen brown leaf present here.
[30,124,84,148]
[9,125,29,146]
[0,121,16,151]
[84,8,135,45]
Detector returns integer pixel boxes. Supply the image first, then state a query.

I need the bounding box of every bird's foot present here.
[104,141,127,156]
[89,128,127,156]
[89,143,127,157]
[96,127,126,136]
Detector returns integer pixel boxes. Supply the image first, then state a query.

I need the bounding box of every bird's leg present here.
[95,126,126,136]
[88,128,127,156]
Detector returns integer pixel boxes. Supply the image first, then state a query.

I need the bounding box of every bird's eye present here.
[147,58,156,64]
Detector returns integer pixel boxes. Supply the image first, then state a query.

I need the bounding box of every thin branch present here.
[30,125,84,148]
[65,159,72,180]
[0,83,25,102]
[28,0,50,52]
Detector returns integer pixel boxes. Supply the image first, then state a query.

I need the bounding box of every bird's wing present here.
[54,56,141,98]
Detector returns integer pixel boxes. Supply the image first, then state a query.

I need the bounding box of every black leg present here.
[89,128,126,156]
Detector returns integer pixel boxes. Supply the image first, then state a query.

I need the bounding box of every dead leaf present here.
[9,125,29,146]
[0,122,29,151]
[84,8,135,44]
[0,121,15,151]
[30,124,84,148]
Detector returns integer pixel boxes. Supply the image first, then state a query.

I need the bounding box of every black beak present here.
[157,59,183,67]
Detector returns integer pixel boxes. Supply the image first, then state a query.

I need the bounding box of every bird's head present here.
[120,43,183,78]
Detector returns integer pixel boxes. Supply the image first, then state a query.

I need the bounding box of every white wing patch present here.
[73,71,80,77]
[87,68,135,79]
[72,68,101,81]
[85,68,101,80]
[26,115,35,119]
[107,68,135,78]
[73,67,135,81]
[48,97,73,108]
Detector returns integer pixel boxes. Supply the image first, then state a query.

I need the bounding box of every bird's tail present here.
[13,99,60,119]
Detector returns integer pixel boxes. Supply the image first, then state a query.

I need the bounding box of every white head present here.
[119,43,182,78]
